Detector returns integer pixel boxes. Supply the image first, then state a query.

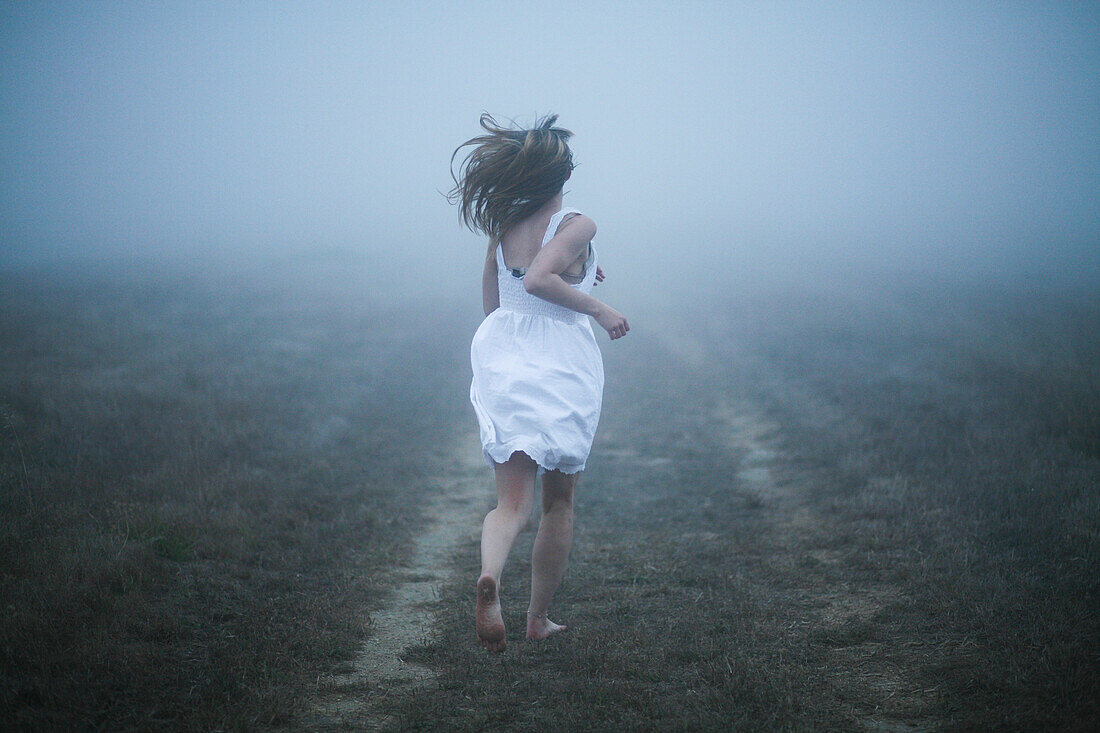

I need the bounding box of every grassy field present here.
[0,261,475,729]
[1,260,1097,730]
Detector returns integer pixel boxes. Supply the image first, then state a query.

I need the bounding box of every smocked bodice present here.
[495,207,598,324]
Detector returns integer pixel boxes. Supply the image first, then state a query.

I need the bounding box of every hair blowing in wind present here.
[448,113,574,241]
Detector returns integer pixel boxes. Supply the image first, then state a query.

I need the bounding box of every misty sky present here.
[2,1,1097,292]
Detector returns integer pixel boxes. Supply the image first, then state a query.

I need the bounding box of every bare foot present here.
[525,612,567,641]
[475,575,506,652]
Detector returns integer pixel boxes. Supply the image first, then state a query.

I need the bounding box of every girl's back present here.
[500,207,588,280]
[499,211,553,270]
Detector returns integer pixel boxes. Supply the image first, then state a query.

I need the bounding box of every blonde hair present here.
[448,113,574,240]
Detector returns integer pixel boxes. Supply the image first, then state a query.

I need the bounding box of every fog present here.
[3,1,1098,306]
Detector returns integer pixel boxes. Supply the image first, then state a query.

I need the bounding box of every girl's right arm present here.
[524,216,630,340]
[482,238,500,317]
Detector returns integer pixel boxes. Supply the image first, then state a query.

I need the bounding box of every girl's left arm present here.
[482,238,500,316]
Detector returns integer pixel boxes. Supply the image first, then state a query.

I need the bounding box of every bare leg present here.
[476,451,536,652]
[526,469,576,640]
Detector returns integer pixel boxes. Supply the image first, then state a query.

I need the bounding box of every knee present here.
[542,492,573,516]
[541,474,576,515]
[496,492,534,519]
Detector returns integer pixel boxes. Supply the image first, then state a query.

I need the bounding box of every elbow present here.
[523,273,547,296]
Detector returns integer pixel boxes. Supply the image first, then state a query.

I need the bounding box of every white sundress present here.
[469,206,605,475]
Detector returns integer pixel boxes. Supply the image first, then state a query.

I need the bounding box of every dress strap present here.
[542,207,584,247]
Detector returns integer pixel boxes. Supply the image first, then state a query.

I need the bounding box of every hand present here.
[594,265,605,285]
[595,306,630,340]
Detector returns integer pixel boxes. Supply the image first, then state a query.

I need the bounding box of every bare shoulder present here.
[555,213,596,242]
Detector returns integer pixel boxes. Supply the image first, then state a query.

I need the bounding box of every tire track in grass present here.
[305,431,489,731]
[650,310,931,731]
[715,397,926,730]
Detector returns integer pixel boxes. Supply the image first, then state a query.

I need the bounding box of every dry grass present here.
[0,263,474,730]
[379,276,1099,731]
[1,261,1096,730]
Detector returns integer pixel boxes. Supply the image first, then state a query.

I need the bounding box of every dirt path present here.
[654,312,932,730]
[718,399,926,730]
[304,313,932,730]
[305,431,489,731]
